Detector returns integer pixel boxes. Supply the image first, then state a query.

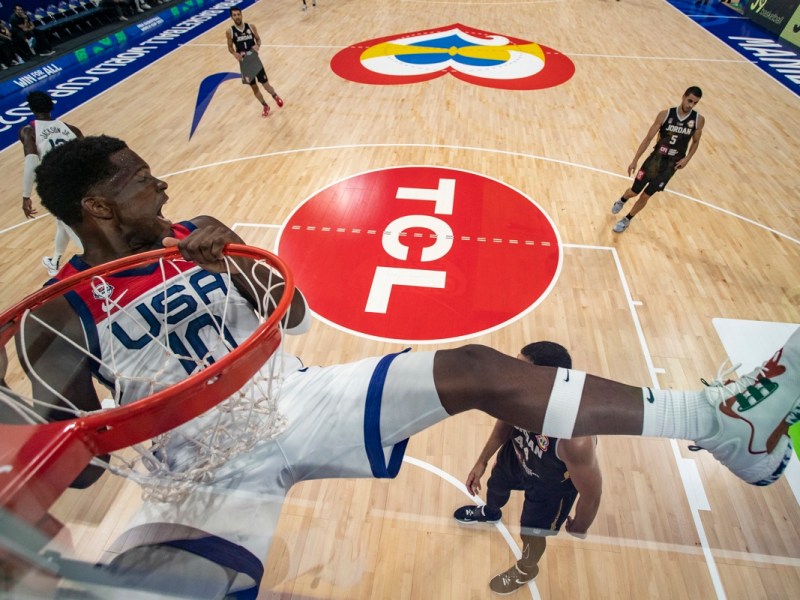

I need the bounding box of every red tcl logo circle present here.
[277,167,561,343]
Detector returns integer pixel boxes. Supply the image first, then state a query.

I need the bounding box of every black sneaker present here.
[453,505,501,523]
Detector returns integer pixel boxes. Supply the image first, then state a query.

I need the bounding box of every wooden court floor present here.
[0,1,799,598]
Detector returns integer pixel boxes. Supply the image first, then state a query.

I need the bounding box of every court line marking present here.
[402,455,542,600]
[366,502,800,565]
[603,242,726,600]
[156,143,799,246]
[183,42,752,63]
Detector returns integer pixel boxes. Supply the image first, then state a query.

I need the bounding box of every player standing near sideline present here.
[18,91,85,276]
[226,7,284,118]
[611,87,705,233]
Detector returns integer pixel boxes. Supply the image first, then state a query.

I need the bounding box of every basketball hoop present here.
[0,244,295,530]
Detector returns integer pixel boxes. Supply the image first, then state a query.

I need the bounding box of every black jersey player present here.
[611,87,705,233]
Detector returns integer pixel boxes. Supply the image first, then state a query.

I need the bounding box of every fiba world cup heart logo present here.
[330,23,575,90]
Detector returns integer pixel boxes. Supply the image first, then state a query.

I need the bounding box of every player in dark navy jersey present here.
[225,7,284,118]
[611,87,705,233]
[454,342,602,595]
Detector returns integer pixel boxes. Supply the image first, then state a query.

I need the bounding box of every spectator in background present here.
[1,17,31,61]
[132,0,152,13]
[100,0,133,22]
[9,4,54,57]
[0,20,23,68]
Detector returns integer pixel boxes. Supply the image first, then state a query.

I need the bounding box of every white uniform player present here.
[51,221,449,597]
[19,92,85,277]
[33,120,83,276]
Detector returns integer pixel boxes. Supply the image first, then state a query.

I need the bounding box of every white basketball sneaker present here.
[42,256,60,276]
[692,328,800,485]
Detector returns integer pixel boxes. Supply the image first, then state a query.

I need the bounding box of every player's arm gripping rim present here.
[163,216,308,331]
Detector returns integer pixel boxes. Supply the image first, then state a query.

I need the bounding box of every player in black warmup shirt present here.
[611,87,705,233]
[226,7,284,118]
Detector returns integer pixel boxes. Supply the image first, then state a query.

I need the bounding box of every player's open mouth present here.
[157,200,171,224]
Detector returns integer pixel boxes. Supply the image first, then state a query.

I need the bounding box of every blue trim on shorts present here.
[160,536,263,600]
[364,348,412,478]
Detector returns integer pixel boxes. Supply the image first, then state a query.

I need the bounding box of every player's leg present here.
[258,72,283,108]
[433,328,800,486]
[614,158,675,232]
[107,440,293,598]
[611,186,639,214]
[614,188,653,232]
[611,157,651,214]
[489,534,545,594]
[488,490,566,593]
[611,154,655,222]
[490,481,577,592]
[484,443,522,514]
[42,220,76,275]
[248,81,270,116]
[63,221,84,254]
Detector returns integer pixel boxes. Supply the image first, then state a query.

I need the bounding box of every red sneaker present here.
[262,104,270,117]
[274,95,284,108]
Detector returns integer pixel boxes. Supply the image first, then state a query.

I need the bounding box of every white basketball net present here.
[1,254,294,503]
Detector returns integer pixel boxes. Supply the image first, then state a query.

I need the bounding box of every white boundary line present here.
[600,242,727,600]
[160,144,799,245]
[402,455,543,600]
[6,145,796,245]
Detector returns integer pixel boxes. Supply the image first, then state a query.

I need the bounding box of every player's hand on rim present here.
[163,224,245,273]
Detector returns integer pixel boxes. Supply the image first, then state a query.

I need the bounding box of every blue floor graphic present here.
[667,0,800,96]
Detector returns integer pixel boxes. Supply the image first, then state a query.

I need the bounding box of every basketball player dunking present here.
[24,135,800,598]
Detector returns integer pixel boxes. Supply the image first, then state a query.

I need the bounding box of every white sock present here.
[640,387,717,440]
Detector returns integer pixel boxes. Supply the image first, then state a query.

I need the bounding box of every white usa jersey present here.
[51,222,284,405]
[33,119,77,158]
